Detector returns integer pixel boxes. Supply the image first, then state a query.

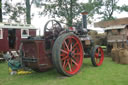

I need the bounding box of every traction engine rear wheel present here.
[52,33,83,76]
[91,45,104,66]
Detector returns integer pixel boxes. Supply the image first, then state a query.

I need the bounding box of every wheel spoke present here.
[98,48,100,55]
[68,38,71,45]
[72,42,78,49]
[62,43,66,50]
[72,59,78,66]
[70,58,73,69]
[61,56,68,61]
[61,49,68,54]
[72,56,79,64]
[64,59,70,69]
[74,53,81,56]
[68,38,72,51]
[68,62,72,72]
[95,58,98,64]
[70,43,73,51]
[63,60,66,68]
[95,53,99,58]
[60,53,66,57]
[72,47,78,53]
[72,56,77,61]
[64,40,70,51]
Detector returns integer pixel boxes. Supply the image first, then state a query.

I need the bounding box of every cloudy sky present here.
[31,0,128,33]
[3,0,128,34]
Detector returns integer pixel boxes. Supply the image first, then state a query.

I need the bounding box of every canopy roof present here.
[0,23,36,29]
[94,17,128,28]
[104,25,127,30]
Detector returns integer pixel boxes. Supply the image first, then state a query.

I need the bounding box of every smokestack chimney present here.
[81,11,88,29]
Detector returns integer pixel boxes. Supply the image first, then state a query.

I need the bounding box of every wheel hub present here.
[69,52,74,58]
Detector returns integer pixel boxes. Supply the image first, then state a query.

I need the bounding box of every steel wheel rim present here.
[60,35,83,75]
[94,47,104,66]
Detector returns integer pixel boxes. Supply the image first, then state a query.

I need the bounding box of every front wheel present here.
[52,33,84,76]
[91,45,104,66]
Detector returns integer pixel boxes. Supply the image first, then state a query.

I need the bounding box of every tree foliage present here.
[3,1,25,23]
[0,0,128,24]
[41,0,127,26]
[80,0,102,23]
[121,5,128,12]
[81,0,128,21]
[41,0,82,27]
[2,0,43,24]
[98,0,121,21]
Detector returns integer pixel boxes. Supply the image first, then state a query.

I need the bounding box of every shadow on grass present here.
[82,62,94,69]
[0,59,98,82]
[19,62,94,81]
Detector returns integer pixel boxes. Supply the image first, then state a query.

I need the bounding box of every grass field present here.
[0,57,128,85]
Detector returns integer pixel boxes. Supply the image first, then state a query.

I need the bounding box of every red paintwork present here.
[15,29,21,50]
[29,29,36,36]
[94,47,104,66]
[22,40,53,71]
[60,35,83,75]
[0,28,36,52]
[0,29,9,52]
[69,27,73,30]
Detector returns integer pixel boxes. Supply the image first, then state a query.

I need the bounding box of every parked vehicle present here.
[0,23,36,60]
[6,12,104,76]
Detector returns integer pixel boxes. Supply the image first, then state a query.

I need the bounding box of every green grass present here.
[0,57,128,85]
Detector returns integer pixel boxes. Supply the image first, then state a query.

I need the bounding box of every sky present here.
[3,0,128,34]
[30,0,128,34]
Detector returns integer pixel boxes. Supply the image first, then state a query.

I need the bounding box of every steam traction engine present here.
[8,12,104,76]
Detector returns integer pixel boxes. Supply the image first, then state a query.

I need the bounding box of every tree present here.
[99,0,120,21]
[81,0,128,21]
[3,0,43,24]
[25,0,44,24]
[26,0,31,24]
[0,0,2,22]
[80,0,102,23]
[121,5,128,12]
[42,0,82,27]
[3,1,25,23]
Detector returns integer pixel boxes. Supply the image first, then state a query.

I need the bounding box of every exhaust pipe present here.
[81,11,88,29]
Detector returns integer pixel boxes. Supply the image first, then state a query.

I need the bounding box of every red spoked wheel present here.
[52,33,83,76]
[91,45,104,66]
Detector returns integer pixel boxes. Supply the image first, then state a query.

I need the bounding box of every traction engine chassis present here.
[19,19,104,76]
[6,12,104,76]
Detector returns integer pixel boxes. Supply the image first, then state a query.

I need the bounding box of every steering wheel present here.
[44,20,63,39]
